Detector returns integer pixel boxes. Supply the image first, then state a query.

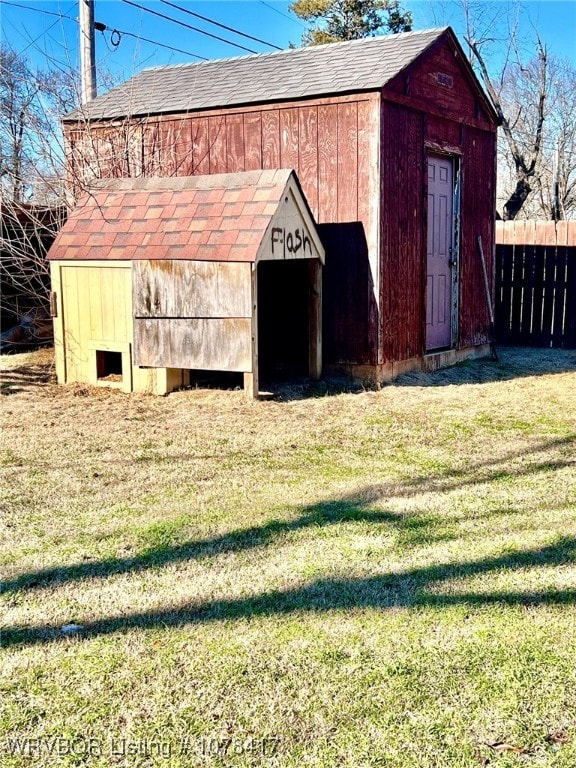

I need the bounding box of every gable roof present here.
[67,27,450,122]
[47,169,323,264]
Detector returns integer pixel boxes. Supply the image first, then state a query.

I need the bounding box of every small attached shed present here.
[48,170,324,396]
[64,26,499,382]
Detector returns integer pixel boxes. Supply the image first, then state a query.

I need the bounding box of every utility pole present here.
[79,0,96,103]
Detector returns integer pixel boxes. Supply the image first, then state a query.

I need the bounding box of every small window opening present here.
[96,350,123,382]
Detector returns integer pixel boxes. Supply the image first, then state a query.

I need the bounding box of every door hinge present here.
[49,291,58,317]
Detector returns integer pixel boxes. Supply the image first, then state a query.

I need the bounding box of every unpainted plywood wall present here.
[51,261,184,394]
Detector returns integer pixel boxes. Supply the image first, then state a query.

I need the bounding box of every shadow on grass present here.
[1,501,437,594]
[388,434,575,497]
[0,361,55,396]
[3,536,575,648]
[273,348,576,398]
[3,435,573,596]
[385,346,576,388]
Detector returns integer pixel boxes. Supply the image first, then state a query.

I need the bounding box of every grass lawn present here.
[1,346,575,767]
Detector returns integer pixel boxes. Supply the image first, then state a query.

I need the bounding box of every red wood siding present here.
[192,118,210,175]
[459,126,496,347]
[66,94,380,366]
[379,98,496,362]
[380,101,425,362]
[385,38,494,130]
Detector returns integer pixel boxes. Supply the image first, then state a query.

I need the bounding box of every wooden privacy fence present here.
[495,221,576,348]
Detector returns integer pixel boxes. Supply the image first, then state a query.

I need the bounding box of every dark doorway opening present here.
[188,370,243,390]
[96,350,123,381]
[258,260,309,381]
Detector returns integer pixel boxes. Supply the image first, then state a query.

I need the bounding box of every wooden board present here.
[244,113,262,171]
[257,187,323,263]
[459,126,495,347]
[495,242,576,348]
[133,260,252,318]
[225,114,245,173]
[380,101,425,362]
[134,317,252,371]
[384,37,495,130]
[56,262,163,393]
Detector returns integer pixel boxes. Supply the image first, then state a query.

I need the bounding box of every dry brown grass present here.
[1,346,576,767]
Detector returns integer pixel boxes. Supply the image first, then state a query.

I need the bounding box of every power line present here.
[121,0,258,55]
[96,23,207,61]
[1,1,206,62]
[1,1,77,23]
[259,0,306,29]
[159,0,282,51]
[17,3,77,54]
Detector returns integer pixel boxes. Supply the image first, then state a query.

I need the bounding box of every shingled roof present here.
[48,170,310,263]
[68,27,448,121]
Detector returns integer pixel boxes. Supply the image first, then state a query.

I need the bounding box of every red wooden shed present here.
[63,26,499,383]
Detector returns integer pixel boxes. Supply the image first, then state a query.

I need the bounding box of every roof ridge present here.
[140,27,449,75]
[87,169,295,193]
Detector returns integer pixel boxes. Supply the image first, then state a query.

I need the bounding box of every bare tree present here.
[0,42,195,345]
[456,1,576,220]
[531,58,576,220]
[0,45,75,343]
[460,3,544,220]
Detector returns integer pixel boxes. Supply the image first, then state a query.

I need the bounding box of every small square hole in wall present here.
[96,350,123,382]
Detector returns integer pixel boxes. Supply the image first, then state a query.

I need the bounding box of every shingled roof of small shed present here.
[48,170,295,263]
[67,28,448,121]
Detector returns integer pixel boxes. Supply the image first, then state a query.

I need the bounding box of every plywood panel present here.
[280,108,299,171]
[133,260,252,318]
[142,121,161,176]
[134,317,252,371]
[357,98,380,300]
[298,106,319,218]
[208,116,226,174]
[59,263,163,394]
[157,121,176,176]
[174,118,194,175]
[244,113,262,171]
[88,266,103,340]
[192,118,210,174]
[61,266,81,382]
[318,104,338,222]
[384,38,493,128]
[380,101,425,362]
[50,263,66,383]
[118,267,131,340]
[459,126,495,346]
[337,102,358,221]
[225,113,245,172]
[100,266,116,341]
[425,113,461,149]
[259,189,322,262]
[262,110,280,169]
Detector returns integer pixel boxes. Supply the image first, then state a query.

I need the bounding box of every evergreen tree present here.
[290,0,412,46]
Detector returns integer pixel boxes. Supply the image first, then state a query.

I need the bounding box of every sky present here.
[0,0,574,92]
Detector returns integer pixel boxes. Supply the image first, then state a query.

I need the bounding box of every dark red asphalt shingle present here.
[48,170,293,263]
